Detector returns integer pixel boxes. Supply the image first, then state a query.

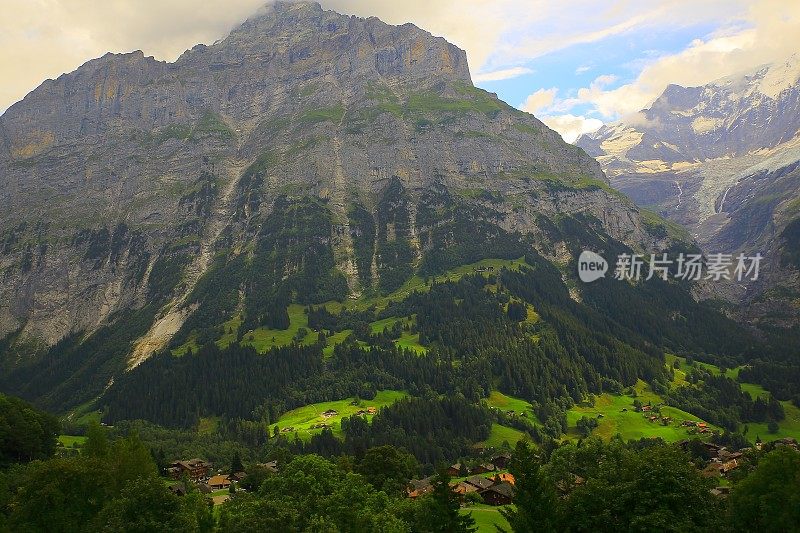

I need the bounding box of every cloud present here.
[540,114,603,143]
[473,67,533,82]
[575,65,592,75]
[572,0,800,118]
[520,88,558,114]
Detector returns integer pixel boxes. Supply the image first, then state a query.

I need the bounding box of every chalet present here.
[702,442,723,458]
[168,459,210,481]
[256,461,279,473]
[321,409,339,418]
[702,463,724,478]
[230,471,247,482]
[648,416,658,422]
[470,463,496,475]
[481,482,513,506]
[465,475,495,491]
[491,453,511,469]
[196,483,212,494]
[208,474,232,490]
[682,420,697,427]
[492,472,516,485]
[721,459,739,474]
[407,477,434,498]
[710,486,731,498]
[169,483,188,496]
[447,464,463,477]
[366,407,377,414]
[451,482,478,496]
[641,405,652,412]
[697,423,708,429]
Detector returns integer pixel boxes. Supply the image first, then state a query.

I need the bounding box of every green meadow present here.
[269,390,407,440]
[462,504,512,532]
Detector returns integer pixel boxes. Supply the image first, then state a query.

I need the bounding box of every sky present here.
[1,0,798,142]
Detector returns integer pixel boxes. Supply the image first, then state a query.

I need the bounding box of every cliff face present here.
[0,2,673,406]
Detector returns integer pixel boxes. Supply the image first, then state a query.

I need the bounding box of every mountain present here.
[0,1,769,416]
[577,55,800,327]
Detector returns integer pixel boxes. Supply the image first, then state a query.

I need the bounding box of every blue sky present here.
[477,21,722,120]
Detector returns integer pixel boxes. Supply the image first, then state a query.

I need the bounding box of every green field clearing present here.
[665,355,800,442]
[216,314,244,349]
[58,435,87,448]
[340,257,527,313]
[241,304,314,352]
[269,390,407,440]
[478,423,528,448]
[748,401,800,443]
[486,391,540,422]
[462,504,512,532]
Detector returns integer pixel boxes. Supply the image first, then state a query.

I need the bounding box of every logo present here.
[578,251,608,283]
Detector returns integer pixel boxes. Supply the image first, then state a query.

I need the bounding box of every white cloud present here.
[575,65,591,75]
[540,114,603,143]
[520,88,558,114]
[473,67,533,82]
[572,0,800,118]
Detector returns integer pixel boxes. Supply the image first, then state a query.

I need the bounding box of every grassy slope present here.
[666,354,800,442]
[268,390,407,440]
[462,504,512,532]
[58,435,87,447]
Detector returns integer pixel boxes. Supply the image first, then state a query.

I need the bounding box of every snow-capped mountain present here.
[577,54,800,327]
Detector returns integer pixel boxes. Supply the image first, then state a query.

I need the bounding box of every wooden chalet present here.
[481,482,514,506]
[168,458,210,481]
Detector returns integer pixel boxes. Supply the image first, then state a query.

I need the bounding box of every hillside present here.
[0,1,687,413]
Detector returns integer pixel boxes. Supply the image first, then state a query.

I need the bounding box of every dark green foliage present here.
[104,343,324,427]
[728,447,800,531]
[412,471,477,532]
[0,431,213,532]
[501,440,558,533]
[0,305,160,412]
[147,251,191,301]
[337,395,492,469]
[666,370,785,431]
[416,186,526,275]
[781,217,800,269]
[375,178,415,292]
[355,445,419,496]
[245,196,347,330]
[0,394,59,466]
[218,454,408,532]
[348,203,377,286]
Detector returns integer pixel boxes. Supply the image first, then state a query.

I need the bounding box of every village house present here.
[492,472,516,485]
[208,474,232,490]
[491,453,511,469]
[464,475,495,491]
[407,477,435,498]
[446,463,463,477]
[255,461,279,474]
[481,482,514,506]
[451,481,478,497]
[167,459,210,481]
[470,463,496,475]
[321,409,338,418]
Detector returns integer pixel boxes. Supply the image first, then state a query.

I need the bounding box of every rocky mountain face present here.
[0,1,680,410]
[577,55,800,327]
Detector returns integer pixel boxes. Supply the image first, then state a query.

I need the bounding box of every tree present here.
[0,394,59,466]
[414,471,476,532]
[93,477,211,532]
[229,450,244,475]
[728,447,800,531]
[84,421,110,458]
[356,445,418,495]
[501,440,557,532]
[561,443,722,531]
[767,420,780,434]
